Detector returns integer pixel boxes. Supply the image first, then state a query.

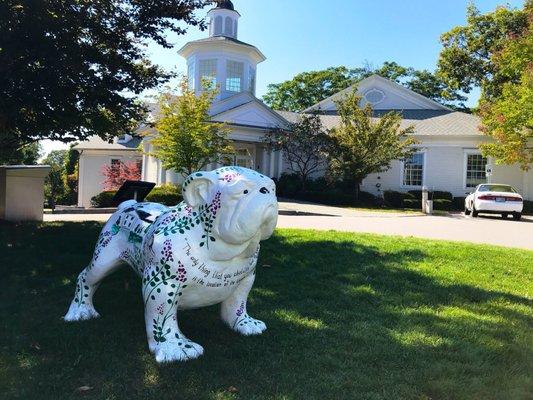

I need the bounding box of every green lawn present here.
[1,223,532,400]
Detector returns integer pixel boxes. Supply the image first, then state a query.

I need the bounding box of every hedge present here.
[145,185,182,206]
[91,191,117,208]
[90,184,182,208]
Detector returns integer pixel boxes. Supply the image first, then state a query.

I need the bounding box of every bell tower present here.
[178,0,266,99]
[208,0,240,39]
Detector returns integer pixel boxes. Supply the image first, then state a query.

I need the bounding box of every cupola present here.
[208,0,240,39]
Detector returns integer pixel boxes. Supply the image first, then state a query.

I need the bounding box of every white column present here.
[277,150,284,178]
[262,147,268,175]
[269,151,275,178]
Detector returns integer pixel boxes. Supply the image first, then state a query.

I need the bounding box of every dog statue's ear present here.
[182,171,218,208]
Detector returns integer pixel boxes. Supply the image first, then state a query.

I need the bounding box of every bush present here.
[145,185,182,206]
[452,197,466,211]
[91,191,117,208]
[408,190,453,201]
[403,199,421,209]
[433,199,452,211]
[276,173,302,197]
[384,190,415,208]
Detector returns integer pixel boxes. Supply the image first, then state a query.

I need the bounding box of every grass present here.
[0,222,532,400]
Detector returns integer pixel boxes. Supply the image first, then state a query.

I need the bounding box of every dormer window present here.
[226,60,244,92]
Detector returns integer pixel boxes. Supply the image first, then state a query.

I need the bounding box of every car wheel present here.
[501,213,508,219]
[513,213,522,221]
[472,205,478,218]
[464,205,471,216]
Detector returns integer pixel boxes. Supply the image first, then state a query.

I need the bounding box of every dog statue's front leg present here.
[142,263,203,363]
[221,272,267,336]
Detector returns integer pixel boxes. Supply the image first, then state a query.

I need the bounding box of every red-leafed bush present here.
[101,160,141,190]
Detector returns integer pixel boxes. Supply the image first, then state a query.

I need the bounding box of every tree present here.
[438,2,532,167]
[262,62,466,112]
[101,161,142,191]
[264,114,331,190]
[42,150,68,208]
[150,79,233,177]
[263,66,372,112]
[437,3,529,99]
[328,90,417,199]
[0,0,210,156]
[63,143,80,204]
[0,141,41,165]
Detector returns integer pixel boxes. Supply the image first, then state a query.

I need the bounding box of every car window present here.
[478,185,516,193]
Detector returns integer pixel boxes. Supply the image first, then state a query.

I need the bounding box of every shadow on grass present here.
[0,223,531,400]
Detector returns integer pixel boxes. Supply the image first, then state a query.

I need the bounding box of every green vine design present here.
[73,270,89,305]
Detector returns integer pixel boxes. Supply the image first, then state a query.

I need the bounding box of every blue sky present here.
[42,0,524,155]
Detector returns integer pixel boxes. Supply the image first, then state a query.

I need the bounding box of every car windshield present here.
[478,184,516,193]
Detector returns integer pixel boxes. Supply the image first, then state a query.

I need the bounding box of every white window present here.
[403,152,424,186]
[199,59,217,88]
[214,16,223,35]
[248,67,256,94]
[234,148,254,169]
[187,62,195,89]
[226,60,244,92]
[225,17,233,36]
[465,153,487,187]
[234,20,238,37]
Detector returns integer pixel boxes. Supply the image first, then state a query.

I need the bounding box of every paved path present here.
[44,202,533,250]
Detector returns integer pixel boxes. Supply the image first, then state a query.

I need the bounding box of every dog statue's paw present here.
[63,303,100,322]
[154,337,204,363]
[232,315,267,336]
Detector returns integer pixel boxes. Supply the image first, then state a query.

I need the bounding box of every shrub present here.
[433,191,453,201]
[276,173,302,197]
[145,185,182,206]
[403,199,422,209]
[452,197,466,211]
[91,191,117,208]
[384,190,415,208]
[433,199,452,211]
[408,190,453,201]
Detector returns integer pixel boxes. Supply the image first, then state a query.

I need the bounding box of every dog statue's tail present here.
[118,199,137,211]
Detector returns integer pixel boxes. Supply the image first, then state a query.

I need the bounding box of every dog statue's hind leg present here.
[64,222,125,322]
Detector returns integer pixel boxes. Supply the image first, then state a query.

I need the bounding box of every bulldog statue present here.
[64,167,278,363]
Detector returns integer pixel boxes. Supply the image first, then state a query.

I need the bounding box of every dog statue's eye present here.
[243,190,249,195]
[259,187,269,194]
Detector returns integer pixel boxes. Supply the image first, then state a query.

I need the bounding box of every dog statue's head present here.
[182,167,278,246]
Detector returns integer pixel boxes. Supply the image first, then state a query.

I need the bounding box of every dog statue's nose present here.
[259,187,269,194]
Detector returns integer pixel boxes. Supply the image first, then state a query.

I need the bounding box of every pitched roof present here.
[304,74,451,112]
[74,136,142,151]
[276,109,482,137]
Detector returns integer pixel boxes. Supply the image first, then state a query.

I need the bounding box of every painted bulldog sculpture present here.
[64,167,278,363]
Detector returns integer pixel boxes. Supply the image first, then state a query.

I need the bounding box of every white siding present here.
[78,151,141,208]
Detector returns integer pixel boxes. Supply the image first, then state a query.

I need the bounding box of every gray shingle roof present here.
[74,136,142,151]
[275,109,482,136]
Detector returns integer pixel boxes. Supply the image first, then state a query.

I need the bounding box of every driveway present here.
[44,201,533,250]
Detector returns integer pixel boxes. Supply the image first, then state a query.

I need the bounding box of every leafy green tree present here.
[42,150,68,208]
[438,2,532,167]
[63,143,80,204]
[263,66,372,112]
[0,0,210,156]
[328,90,416,199]
[0,140,41,165]
[438,2,529,98]
[263,62,466,112]
[150,79,233,177]
[264,114,331,190]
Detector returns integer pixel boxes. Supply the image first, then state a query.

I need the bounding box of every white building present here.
[75,0,533,207]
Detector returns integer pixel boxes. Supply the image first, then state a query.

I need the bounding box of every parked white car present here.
[465,184,523,220]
